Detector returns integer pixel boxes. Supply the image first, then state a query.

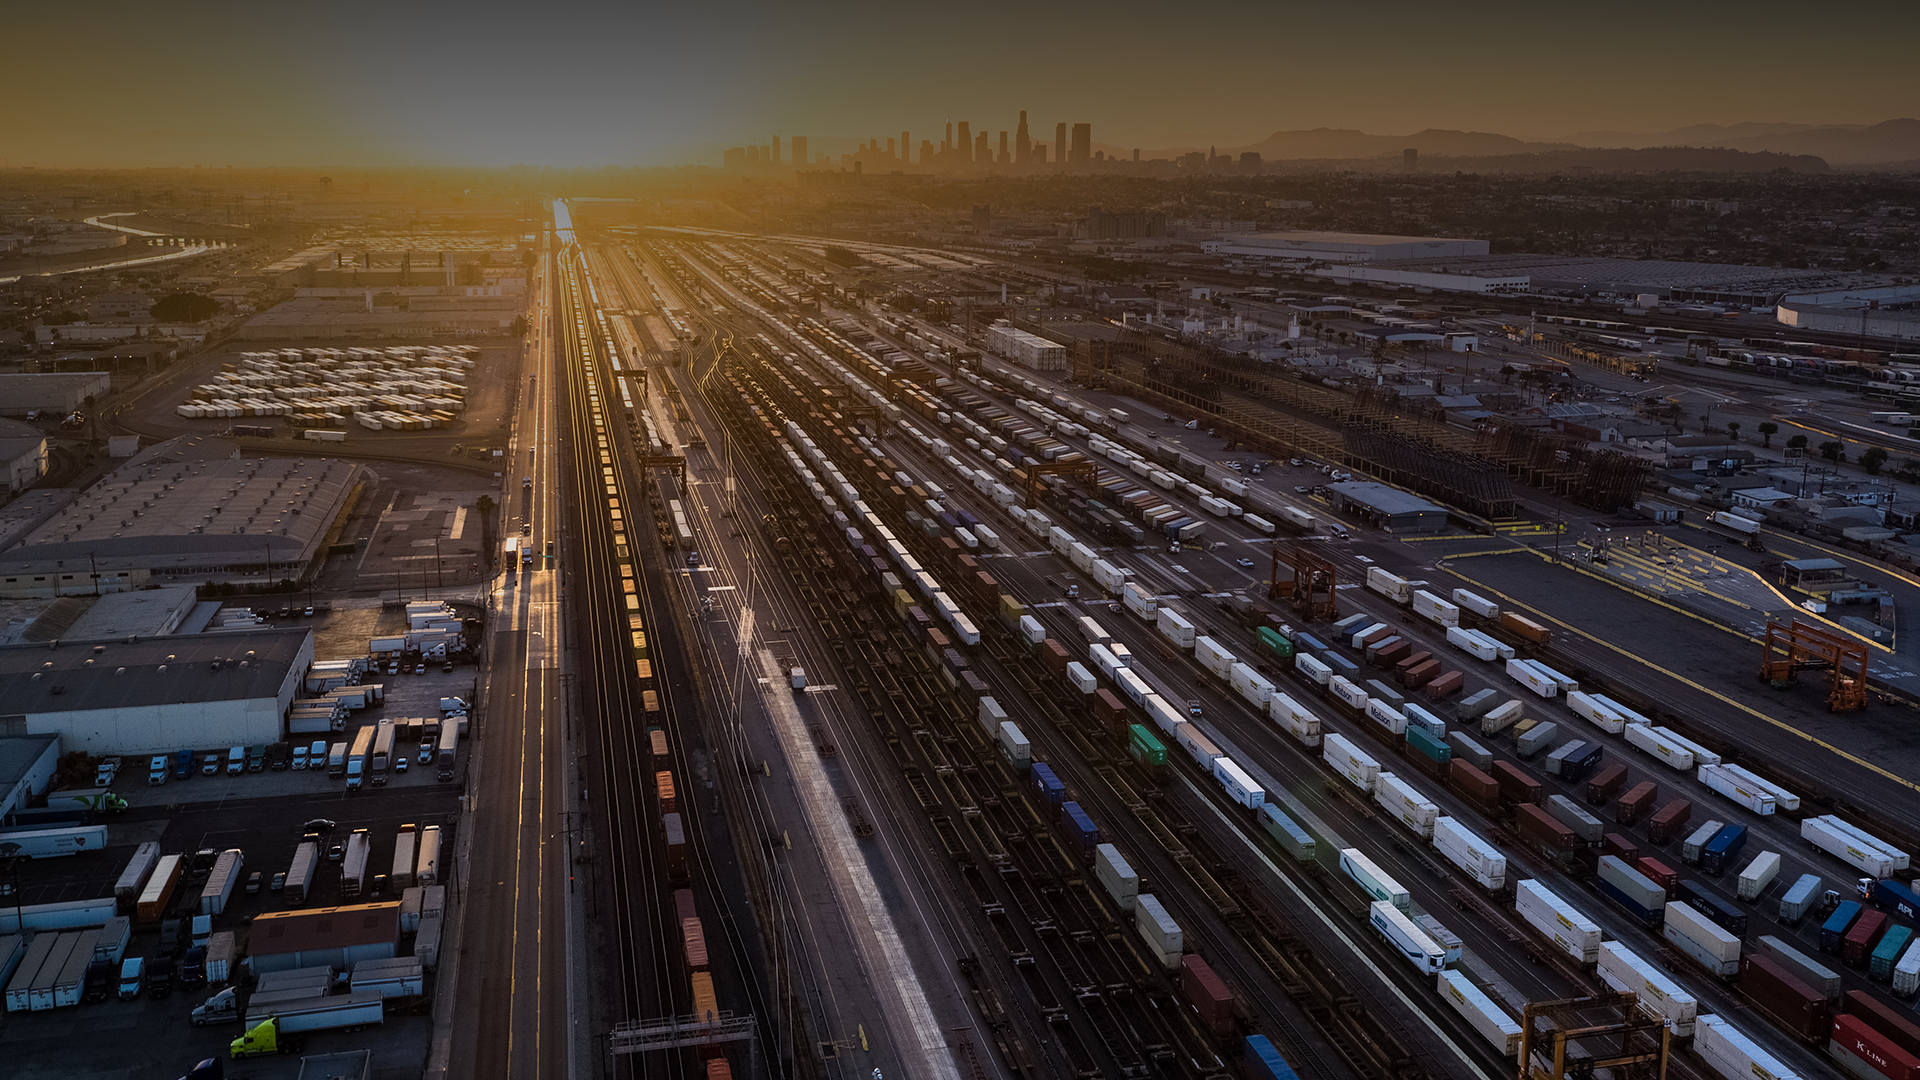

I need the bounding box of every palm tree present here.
[1726,421,1741,442]
[1757,422,1777,447]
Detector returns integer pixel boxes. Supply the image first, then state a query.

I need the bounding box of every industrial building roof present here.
[63,586,199,640]
[250,902,401,957]
[0,736,60,790]
[1327,481,1446,516]
[0,627,310,714]
[0,438,359,577]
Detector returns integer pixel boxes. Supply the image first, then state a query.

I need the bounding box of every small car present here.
[386,660,400,676]
[326,843,345,862]
[1236,558,1256,568]
[415,663,427,676]
[244,872,263,895]
[394,753,408,774]
[270,872,286,893]
[523,476,532,488]
[302,818,337,833]
[419,743,434,764]
[521,521,532,535]
[442,660,454,673]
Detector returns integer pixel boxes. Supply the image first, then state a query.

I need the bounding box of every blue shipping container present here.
[1596,876,1665,927]
[1245,1035,1301,1080]
[1031,763,1066,807]
[1821,901,1862,954]
[1699,824,1748,876]
[1293,633,1330,654]
[1321,652,1360,677]
[1060,802,1100,861]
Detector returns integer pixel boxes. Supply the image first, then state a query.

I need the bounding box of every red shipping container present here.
[1448,759,1500,810]
[1844,909,1891,967]
[956,553,979,572]
[1848,990,1920,1057]
[1634,857,1677,895]
[1516,803,1578,852]
[1832,1014,1920,1080]
[940,537,962,558]
[1615,781,1659,824]
[1092,689,1128,735]
[1368,638,1412,668]
[1421,669,1461,698]
[1585,763,1628,806]
[1603,833,1640,863]
[1393,658,1435,688]
[682,915,711,973]
[1646,798,1692,844]
[1041,639,1071,675]
[1358,626,1394,649]
[1395,651,1433,677]
[1741,953,1831,1043]
[974,570,999,603]
[1179,954,1235,1036]
[1492,760,1543,805]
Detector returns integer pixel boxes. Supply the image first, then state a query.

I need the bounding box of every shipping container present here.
[1413,590,1461,627]
[1448,760,1500,812]
[1597,856,1667,925]
[1244,1034,1301,1080]
[1516,803,1579,853]
[1341,848,1410,911]
[1060,802,1100,863]
[1432,817,1506,889]
[1514,879,1602,964]
[1738,852,1781,901]
[1260,804,1317,863]
[1803,816,1907,878]
[1701,823,1750,876]
[1604,833,1640,863]
[1179,954,1235,1037]
[1625,724,1696,772]
[1739,953,1830,1041]
[1499,610,1550,644]
[1685,821,1729,865]
[1831,1014,1920,1080]
[1546,795,1604,844]
[1843,909,1890,967]
[1647,798,1692,844]
[1873,927,1915,983]
[1845,989,1920,1057]
[1897,939,1920,997]
[1664,900,1741,976]
[1452,589,1499,619]
[1597,941,1697,1038]
[1447,731,1492,770]
[1566,691,1625,733]
[1695,1015,1803,1080]
[1369,902,1448,974]
[1699,763,1777,815]
[1780,874,1823,925]
[1323,734,1381,793]
[1678,880,1749,937]
[1756,936,1842,1002]
[1374,773,1440,839]
[1480,699,1524,736]
[1491,760,1542,805]
[1437,970,1521,1058]
[1095,844,1138,911]
[1135,894,1183,970]
[1584,763,1629,806]
[1268,692,1322,747]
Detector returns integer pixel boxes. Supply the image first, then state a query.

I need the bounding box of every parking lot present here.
[5,598,475,1079]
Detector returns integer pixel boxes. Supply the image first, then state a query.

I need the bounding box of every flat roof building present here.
[0,373,112,418]
[0,418,48,494]
[1326,481,1450,534]
[0,435,362,597]
[0,627,313,755]
[248,902,400,975]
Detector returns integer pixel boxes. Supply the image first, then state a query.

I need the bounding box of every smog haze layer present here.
[4,0,1915,167]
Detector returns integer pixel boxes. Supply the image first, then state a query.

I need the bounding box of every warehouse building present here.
[1326,481,1449,534]
[0,435,362,597]
[0,418,48,494]
[248,902,401,975]
[0,627,313,755]
[986,322,1068,371]
[0,373,112,419]
[0,735,61,822]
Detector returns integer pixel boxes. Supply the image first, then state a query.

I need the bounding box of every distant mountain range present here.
[1135,119,1920,169]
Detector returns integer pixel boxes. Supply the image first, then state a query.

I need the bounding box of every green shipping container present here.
[1871,924,1915,981]
[1127,725,1167,767]
[1406,725,1453,764]
[1256,626,1294,660]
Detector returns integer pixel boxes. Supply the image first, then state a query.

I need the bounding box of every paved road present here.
[442,238,575,1080]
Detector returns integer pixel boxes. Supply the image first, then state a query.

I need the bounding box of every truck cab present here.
[227,746,246,775]
[148,756,169,785]
[83,959,112,1003]
[191,986,240,1026]
[248,744,267,772]
[118,957,144,1000]
[201,752,220,776]
[180,946,207,988]
[175,750,194,779]
[146,955,175,997]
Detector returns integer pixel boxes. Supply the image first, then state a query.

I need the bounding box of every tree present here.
[1861,446,1889,475]
[1819,440,1846,463]
[1757,421,1778,447]
[1787,434,1809,453]
[509,315,529,338]
[150,292,218,323]
[1726,421,1741,442]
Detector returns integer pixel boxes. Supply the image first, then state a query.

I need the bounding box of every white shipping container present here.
[1019,615,1046,646]
[1452,589,1500,618]
[1123,582,1159,621]
[1467,629,1515,660]
[1738,852,1781,902]
[1135,895,1183,969]
[1323,734,1381,792]
[1695,1015,1803,1080]
[1374,773,1440,838]
[1895,941,1920,997]
[1066,662,1098,695]
[1156,608,1196,649]
[1432,817,1507,890]
[1370,902,1446,973]
[1090,643,1124,681]
[1801,815,1904,876]
[1367,696,1409,735]
[977,696,1009,738]
[1243,514,1275,535]
[1652,727,1720,767]
[1229,663,1276,708]
[1213,757,1265,809]
[1194,637,1235,679]
[1177,724,1223,766]
[1698,763,1777,815]
[1664,901,1741,964]
[1565,691,1625,734]
[1078,615,1113,646]
[1592,694,1653,726]
[1143,695,1187,736]
[1596,942,1698,1038]
[1514,880,1602,964]
[1269,693,1322,746]
[1330,675,1369,711]
[1506,658,1558,698]
[1092,559,1126,592]
[1095,844,1138,911]
[1412,590,1460,627]
[1437,970,1522,1059]
[1341,849,1411,910]
[1624,724,1696,771]
[1709,762,1799,813]
[1366,567,1412,603]
[1295,654,1332,686]
[1446,625,1498,661]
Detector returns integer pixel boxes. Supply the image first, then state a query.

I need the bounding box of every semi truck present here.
[370,720,394,786]
[284,841,320,907]
[1859,876,1920,920]
[344,726,375,790]
[229,993,384,1057]
[340,829,372,899]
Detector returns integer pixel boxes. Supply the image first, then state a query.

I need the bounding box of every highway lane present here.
[446,237,572,1080]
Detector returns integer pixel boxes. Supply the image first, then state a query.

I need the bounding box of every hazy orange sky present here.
[4,0,1915,167]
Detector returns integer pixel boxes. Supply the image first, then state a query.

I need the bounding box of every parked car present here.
[244,872,263,895]
[414,663,426,676]
[291,746,308,771]
[303,818,337,833]
[418,743,434,764]
[269,872,286,892]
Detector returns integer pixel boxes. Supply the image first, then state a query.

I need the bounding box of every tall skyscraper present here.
[901,131,909,164]
[998,131,1008,163]
[957,121,972,163]
[1016,111,1031,164]
[792,136,807,166]
[944,121,952,156]
[920,139,933,164]
[974,131,988,162]
[771,136,780,164]
[747,145,760,166]
[1055,123,1067,167]
[1071,124,1091,165]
